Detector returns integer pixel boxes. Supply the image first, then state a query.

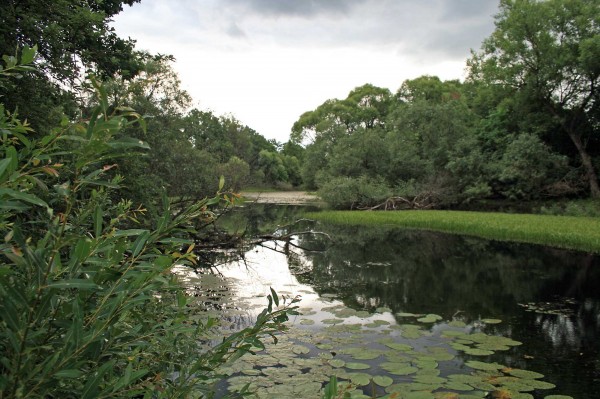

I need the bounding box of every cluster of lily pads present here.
[215,299,573,399]
[518,298,578,316]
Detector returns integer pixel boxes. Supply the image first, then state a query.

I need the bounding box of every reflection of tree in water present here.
[293,224,597,318]
[214,205,600,396]
[292,222,600,394]
[524,253,600,353]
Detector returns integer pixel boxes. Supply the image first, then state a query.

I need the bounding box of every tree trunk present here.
[568,130,600,198]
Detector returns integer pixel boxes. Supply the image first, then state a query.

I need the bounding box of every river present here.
[198,203,600,398]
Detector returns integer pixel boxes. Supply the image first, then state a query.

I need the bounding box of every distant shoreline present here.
[241,191,322,205]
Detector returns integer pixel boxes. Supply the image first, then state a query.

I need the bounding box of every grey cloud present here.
[226,22,246,38]
[276,0,500,60]
[135,0,499,62]
[440,0,499,20]
[222,0,366,18]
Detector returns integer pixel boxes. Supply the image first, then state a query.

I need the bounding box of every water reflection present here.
[217,204,600,397]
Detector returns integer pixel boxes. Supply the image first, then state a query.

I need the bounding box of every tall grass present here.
[308,210,600,253]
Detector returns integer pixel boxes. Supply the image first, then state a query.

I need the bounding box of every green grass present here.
[308,210,600,253]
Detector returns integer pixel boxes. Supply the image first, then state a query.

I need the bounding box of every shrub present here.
[318,175,391,209]
[539,199,600,217]
[0,50,298,398]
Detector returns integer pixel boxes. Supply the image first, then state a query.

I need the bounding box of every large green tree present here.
[0,0,141,81]
[0,0,143,131]
[468,0,600,197]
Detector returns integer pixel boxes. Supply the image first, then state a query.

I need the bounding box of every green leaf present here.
[70,238,92,268]
[0,157,12,180]
[219,175,225,190]
[177,290,187,308]
[112,229,149,237]
[48,279,101,290]
[206,196,221,206]
[0,188,49,208]
[20,45,37,64]
[94,206,103,237]
[131,230,151,257]
[107,137,150,150]
[54,369,84,379]
[270,287,279,307]
[82,360,116,399]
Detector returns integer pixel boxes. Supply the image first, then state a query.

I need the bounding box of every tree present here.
[0,0,144,132]
[219,156,251,191]
[468,0,600,197]
[291,84,392,145]
[258,150,288,184]
[397,75,463,104]
[0,0,142,81]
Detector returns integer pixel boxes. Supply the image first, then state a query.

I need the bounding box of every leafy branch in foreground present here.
[0,47,298,398]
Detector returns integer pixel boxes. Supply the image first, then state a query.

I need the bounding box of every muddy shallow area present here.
[242,191,322,205]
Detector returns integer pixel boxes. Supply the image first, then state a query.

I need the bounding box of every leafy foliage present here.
[0,51,299,398]
[467,0,600,197]
[294,0,598,208]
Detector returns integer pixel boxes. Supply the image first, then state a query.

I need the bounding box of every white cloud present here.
[112,0,498,142]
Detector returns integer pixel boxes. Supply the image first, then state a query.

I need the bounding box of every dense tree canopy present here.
[293,0,599,209]
[0,0,142,81]
[0,0,144,132]
[468,0,600,197]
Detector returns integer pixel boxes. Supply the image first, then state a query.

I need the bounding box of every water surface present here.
[209,204,600,398]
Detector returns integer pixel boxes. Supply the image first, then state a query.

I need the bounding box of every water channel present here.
[197,204,600,398]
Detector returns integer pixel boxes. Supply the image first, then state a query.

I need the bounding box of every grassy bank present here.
[308,210,600,253]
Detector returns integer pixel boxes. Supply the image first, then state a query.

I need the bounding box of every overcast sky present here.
[112,0,500,142]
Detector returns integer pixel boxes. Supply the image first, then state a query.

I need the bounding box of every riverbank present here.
[308,210,600,253]
[241,191,322,205]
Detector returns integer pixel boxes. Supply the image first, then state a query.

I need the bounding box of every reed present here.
[308,210,600,253]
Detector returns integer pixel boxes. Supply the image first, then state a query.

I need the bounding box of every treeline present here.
[291,0,599,210]
[101,58,303,208]
[0,0,302,213]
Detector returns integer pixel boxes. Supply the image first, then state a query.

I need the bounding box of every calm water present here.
[211,204,600,398]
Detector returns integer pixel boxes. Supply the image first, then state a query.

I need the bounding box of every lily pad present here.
[334,308,358,316]
[504,368,544,379]
[345,362,371,370]
[465,360,505,371]
[525,380,556,390]
[426,347,455,361]
[328,359,346,368]
[299,319,315,325]
[347,372,372,385]
[477,343,510,351]
[417,314,443,323]
[385,342,413,351]
[349,349,382,360]
[292,345,310,355]
[322,318,344,325]
[414,375,446,384]
[481,318,502,324]
[373,375,394,387]
[512,394,534,399]
[386,365,419,376]
[444,381,474,391]
[464,347,495,356]
[441,330,468,337]
[435,394,461,399]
